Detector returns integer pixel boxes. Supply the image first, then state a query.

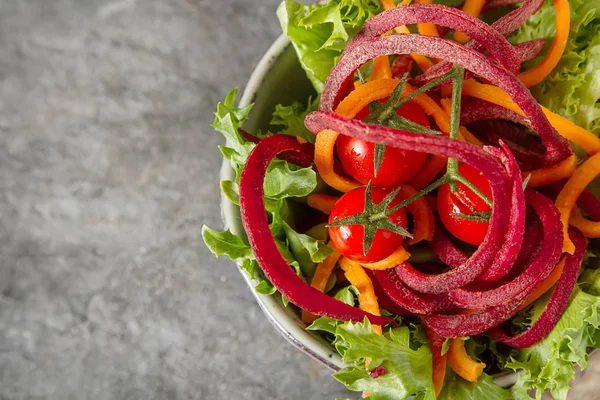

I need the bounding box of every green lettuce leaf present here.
[271,96,320,143]
[204,90,324,300]
[510,0,600,134]
[277,0,381,93]
[503,283,600,400]
[328,319,436,400]
[438,371,512,400]
[201,227,252,260]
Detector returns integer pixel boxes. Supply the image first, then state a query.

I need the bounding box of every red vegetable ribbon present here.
[239,134,391,326]
[488,228,587,348]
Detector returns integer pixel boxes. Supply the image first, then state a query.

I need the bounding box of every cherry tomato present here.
[336,101,430,187]
[437,164,493,246]
[328,186,408,263]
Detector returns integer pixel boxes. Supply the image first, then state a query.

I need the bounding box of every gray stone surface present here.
[0,0,350,399]
[1,1,600,400]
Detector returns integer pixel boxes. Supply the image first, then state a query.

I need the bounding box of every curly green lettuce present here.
[277,0,381,93]
[510,0,600,135]
[202,90,331,296]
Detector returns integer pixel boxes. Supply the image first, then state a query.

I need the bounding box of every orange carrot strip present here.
[360,246,411,271]
[315,130,362,193]
[307,194,339,215]
[570,208,600,238]
[462,80,600,156]
[399,184,435,244]
[421,318,447,396]
[518,0,570,88]
[448,338,485,382]
[414,0,440,38]
[339,257,383,335]
[380,0,399,9]
[302,244,342,324]
[371,55,393,80]
[408,155,447,190]
[526,154,578,188]
[454,0,487,43]
[517,256,567,312]
[555,152,600,254]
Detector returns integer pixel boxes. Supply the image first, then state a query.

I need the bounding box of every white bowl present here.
[219,35,344,371]
[219,34,528,389]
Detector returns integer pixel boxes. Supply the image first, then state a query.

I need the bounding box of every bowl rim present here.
[219,33,519,388]
[219,34,345,372]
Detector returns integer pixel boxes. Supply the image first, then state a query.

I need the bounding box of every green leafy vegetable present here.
[504,283,600,400]
[264,159,317,199]
[331,319,436,400]
[438,372,512,400]
[201,227,253,260]
[277,0,381,93]
[510,0,600,134]
[271,96,320,143]
[204,90,323,300]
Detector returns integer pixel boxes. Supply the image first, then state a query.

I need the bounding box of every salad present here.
[203,0,600,398]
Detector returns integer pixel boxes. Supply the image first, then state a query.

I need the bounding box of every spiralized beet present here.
[412,0,544,87]
[319,33,571,164]
[239,134,391,325]
[365,269,413,316]
[347,4,520,74]
[474,144,526,282]
[305,111,512,294]
[430,222,468,269]
[425,297,525,338]
[450,190,563,308]
[513,39,546,63]
[373,267,456,314]
[488,228,587,348]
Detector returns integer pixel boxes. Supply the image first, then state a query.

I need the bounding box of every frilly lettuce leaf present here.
[203,90,321,298]
[270,96,319,143]
[438,371,512,400]
[503,284,600,400]
[510,0,600,134]
[330,319,437,400]
[277,0,381,93]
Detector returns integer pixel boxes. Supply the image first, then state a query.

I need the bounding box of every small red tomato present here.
[437,164,493,245]
[336,101,429,187]
[329,186,408,263]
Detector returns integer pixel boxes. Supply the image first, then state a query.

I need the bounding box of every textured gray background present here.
[1,0,600,399]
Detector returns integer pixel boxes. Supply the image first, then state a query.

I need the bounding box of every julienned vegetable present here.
[203,0,600,399]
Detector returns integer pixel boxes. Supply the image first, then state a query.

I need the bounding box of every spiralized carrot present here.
[302,244,342,324]
[371,55,393,80]
[339,257,383,335]
[454,0,487,43]
[315,130,362,193]
[399,184,435,244]
[462,80,600,156]
[421,317,447,396]
[414,0,440,38]
[408,155,447,190]
[307,194,339,215]
[526,154,578,188]
[570,208,600,238]
[360,246,411,270]
[518,0,570,88]
[555,152,600,254]
[447,338,485,382]
[517,256,567,312]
